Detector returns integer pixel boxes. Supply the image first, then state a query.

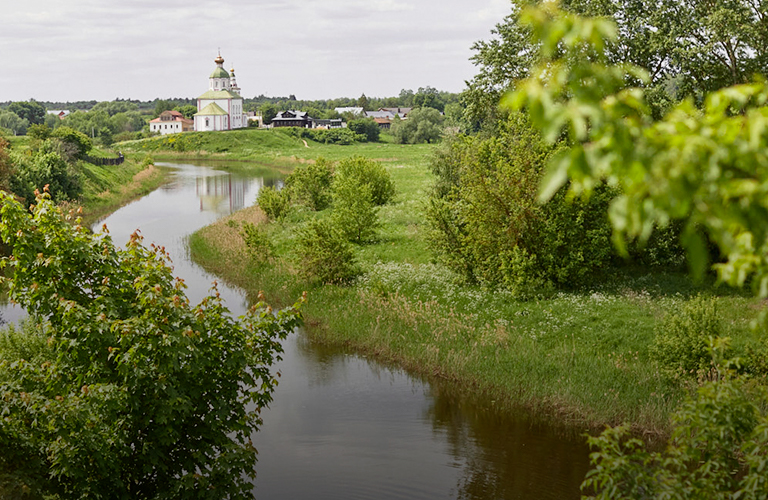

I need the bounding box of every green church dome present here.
[210,67,230,79]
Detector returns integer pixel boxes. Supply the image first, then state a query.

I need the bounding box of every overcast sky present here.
[0,0,511,103]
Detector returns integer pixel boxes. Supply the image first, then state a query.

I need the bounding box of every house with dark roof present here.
[270,110,314,128]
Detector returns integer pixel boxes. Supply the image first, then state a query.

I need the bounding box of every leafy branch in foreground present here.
[505,3,768,499]
[0,191,303,499]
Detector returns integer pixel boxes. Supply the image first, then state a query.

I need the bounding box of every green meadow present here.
[141,128,766,434]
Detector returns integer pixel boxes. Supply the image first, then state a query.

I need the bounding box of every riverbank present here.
[187,145,762,435]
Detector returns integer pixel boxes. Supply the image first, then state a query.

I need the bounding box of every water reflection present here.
[254,334,591,500]
[427,384,591,500]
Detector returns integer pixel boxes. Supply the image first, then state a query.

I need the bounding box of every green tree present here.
[357,93,369,110]
[0,110,30,136]
[174,104,198,119]
[413,86,445,112]
[261,103,278,125]
[347,117,380,142]
[0,192,303,498]
[8,100,46,125]
[51,126,92,159]
[391,107,444,144]
[153,99,174,118]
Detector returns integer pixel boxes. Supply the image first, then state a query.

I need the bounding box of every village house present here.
[270,110,313,128]
[149,110,193,135]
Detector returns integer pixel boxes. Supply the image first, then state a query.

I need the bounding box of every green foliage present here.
[0,137,13,192]
[391,107,445,144]
[285,157,334,211]
[51,127,92,159]
[26,124,51,142]
[332,177,380,244]
[289,127,364,145]
[261,103,278,125]
[583,376,768,500]
[334,156,395,206]
[9,151,82,206]
[240,221,274,262]
[174,104,198,119]
[651,295,723,376]
[0,110,30,136]
[507,3,768,293]
[427,113,613,294]
[507,6,768,498]
[294,219,358,284]
[0,192,303,498]
[347,117,381,142]
[8,100,46,126]
[257,185,290,221]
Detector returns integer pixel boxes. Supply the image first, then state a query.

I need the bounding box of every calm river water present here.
[1,161,592,499]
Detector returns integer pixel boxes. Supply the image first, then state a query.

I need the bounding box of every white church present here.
[194,53,248,132]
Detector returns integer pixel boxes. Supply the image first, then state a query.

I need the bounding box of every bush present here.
[9,151,82,206]
[287,127,364,145]
[333,156,395,206]
[240,221,274,262]
[285,157,334,211]
[294,219,358,284]
[651,295,723,376]
[51,127,92,159]
[332,178,380,244]
[347,117,380,142]
[426,113,613,294]
[257,185,290,221]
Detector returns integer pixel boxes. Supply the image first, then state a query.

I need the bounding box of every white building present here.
[194,53,248,132]
[150,110,193,135]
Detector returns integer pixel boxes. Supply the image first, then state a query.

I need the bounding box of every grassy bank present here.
[186,141,762,434]
[76,155,166,225]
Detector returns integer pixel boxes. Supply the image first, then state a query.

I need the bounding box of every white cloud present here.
[0,0,512,102]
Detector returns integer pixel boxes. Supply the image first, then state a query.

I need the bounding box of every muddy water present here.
[2,161,592,499]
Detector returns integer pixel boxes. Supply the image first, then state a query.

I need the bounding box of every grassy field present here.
[180,134,763,434]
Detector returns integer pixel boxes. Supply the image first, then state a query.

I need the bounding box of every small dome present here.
[210,67,230,79]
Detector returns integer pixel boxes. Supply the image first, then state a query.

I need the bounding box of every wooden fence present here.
[84,153,124,166]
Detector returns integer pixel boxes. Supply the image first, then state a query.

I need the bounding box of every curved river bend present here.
[3,161,592,499]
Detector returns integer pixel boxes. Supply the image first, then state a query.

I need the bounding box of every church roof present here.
[210,67,231,79]
[197,89,242,100]
[195,102,229,116]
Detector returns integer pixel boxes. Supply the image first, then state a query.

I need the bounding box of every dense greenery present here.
[427,113,615,295]
[507,4,768,498]
[391,107,445,144]
[0,192,302,498]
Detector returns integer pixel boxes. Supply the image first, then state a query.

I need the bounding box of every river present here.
[1,160,592,499]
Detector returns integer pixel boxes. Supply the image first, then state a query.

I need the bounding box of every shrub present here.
[285,157,334,211]
[240,221,274,262]
[347,117,380,142]
[426,113,613,294]
[334,156,395,206]
[257,185,290,221]
[294,219,358,284]
[51,126,92,159]
[332,178,380,244]
[651,295,723,376]
[9,151,81,206]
